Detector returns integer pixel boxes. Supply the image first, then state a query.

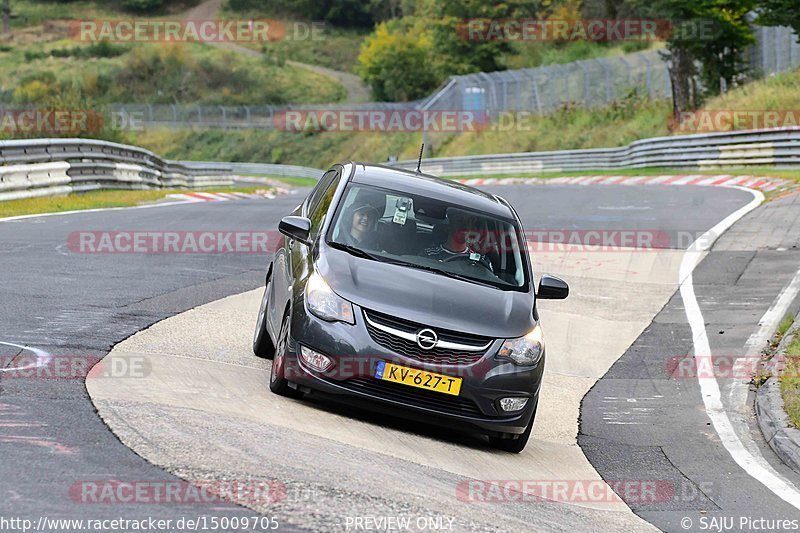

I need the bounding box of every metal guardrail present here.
[2,127,797,203]
[390,128,800,175]
[0,138,235,202]
[179,161,323,179]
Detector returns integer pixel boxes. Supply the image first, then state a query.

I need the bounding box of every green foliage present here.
[112,45,263,104]
[118,0,164,12]
[357,20,439,101]
[630,0,755,105]
[23,50,47,61]
[50,41,129,59]
[225,0,394,27]
[757,0,800,43]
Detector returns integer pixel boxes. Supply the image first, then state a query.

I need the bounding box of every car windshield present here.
[326,183,528,290]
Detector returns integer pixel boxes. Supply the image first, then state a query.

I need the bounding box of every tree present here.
[630,0,755,113]
[757,0,800,42]
[357,20,439,101]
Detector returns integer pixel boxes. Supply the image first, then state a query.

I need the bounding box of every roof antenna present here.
[416,143,424,173]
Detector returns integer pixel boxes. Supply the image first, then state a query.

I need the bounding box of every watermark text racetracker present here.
[71,19,324,42]
[672,109,800,132]
[0,354,150,380]
[0,108,144,134]
[67,229,700,254]
[273,109,627,133]
[70,479,285,506]
[68,231,282,254]
[459,18,723,42]
[457,479,713,505]
[667,355,787,380]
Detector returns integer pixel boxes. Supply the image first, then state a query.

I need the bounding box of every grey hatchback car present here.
[253,162,568,452]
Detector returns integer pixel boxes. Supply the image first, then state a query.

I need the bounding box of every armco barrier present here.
[178,161,323,180]
[391,128,800,175]
[0,138,238,202]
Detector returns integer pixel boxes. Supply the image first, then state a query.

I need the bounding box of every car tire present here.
[269,312,303,399]
[253,279,276,359]
[488,403,537,453]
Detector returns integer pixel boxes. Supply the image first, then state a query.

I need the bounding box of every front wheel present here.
[253,279,276,359]
[269,312,303,399]
[488,403,537,453]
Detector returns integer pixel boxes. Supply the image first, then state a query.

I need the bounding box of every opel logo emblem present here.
[416,328,438,350]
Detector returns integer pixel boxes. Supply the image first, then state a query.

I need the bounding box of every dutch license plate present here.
[374,361,462,396]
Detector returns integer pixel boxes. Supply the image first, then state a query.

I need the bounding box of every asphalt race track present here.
[2,183,800,532]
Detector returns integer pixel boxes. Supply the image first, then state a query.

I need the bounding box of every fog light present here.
[499,397,529,412]
[299,345,333,372]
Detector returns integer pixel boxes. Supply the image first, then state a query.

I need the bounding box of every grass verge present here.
[781,331,800,428]
[0,186,266,218]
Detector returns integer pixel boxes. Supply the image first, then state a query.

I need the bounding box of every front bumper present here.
[284,303,544,436]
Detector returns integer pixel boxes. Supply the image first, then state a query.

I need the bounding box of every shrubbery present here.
[50,41,129,59]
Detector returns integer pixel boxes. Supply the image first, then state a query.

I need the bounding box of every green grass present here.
[218,4,368,74]
[1,40,345,106]
[501,40,660,70]
[781,333,800,428]
[7,0,202,27]
[128,95,673,167]
[779,315,796,337]
[7,0,119,28]
[0,186,266,218]
[269,176,318,187]
[131,65,800,175]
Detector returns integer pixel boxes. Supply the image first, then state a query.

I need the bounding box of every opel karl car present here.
[253,162,568,452]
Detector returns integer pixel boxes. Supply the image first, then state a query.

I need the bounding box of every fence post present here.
[600,58,612,103]
[578,61,589,104]
[530,72,542,115]
[641,54,653,99]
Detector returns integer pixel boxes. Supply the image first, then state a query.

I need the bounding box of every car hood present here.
[317,248,536,339]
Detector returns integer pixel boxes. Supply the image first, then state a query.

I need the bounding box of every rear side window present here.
[305,169,337,215]
[308,171,341,240]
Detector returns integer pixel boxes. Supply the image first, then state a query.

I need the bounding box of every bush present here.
[118,0,164,12]
[357,21,439,101]
[50,41,128,59]
[23,50,47,61]
[13,80,52,103]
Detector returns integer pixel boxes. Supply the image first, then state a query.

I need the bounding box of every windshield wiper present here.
[388,261,499,289]
[328,241,381,261]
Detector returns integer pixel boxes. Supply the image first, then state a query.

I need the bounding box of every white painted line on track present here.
[679,185,800,510]
[0,341,51,373]
[726,266,800,480]
[744,268,800,355]
[0,199,196,224]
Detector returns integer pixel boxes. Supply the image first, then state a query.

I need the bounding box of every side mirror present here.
[537,274,569,300]
[279,216,311,244]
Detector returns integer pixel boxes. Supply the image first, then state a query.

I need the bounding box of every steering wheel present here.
[443,253,493,272]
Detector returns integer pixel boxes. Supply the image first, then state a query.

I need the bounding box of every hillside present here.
[129,65,799,168]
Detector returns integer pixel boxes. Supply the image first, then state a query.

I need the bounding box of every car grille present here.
[363,309,494,365]
[334,376,484,417]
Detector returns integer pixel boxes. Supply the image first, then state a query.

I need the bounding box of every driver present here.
[424,208,494,272]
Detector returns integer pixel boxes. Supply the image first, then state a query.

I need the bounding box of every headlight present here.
[306,271,354,324]
[497,323,544,366]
